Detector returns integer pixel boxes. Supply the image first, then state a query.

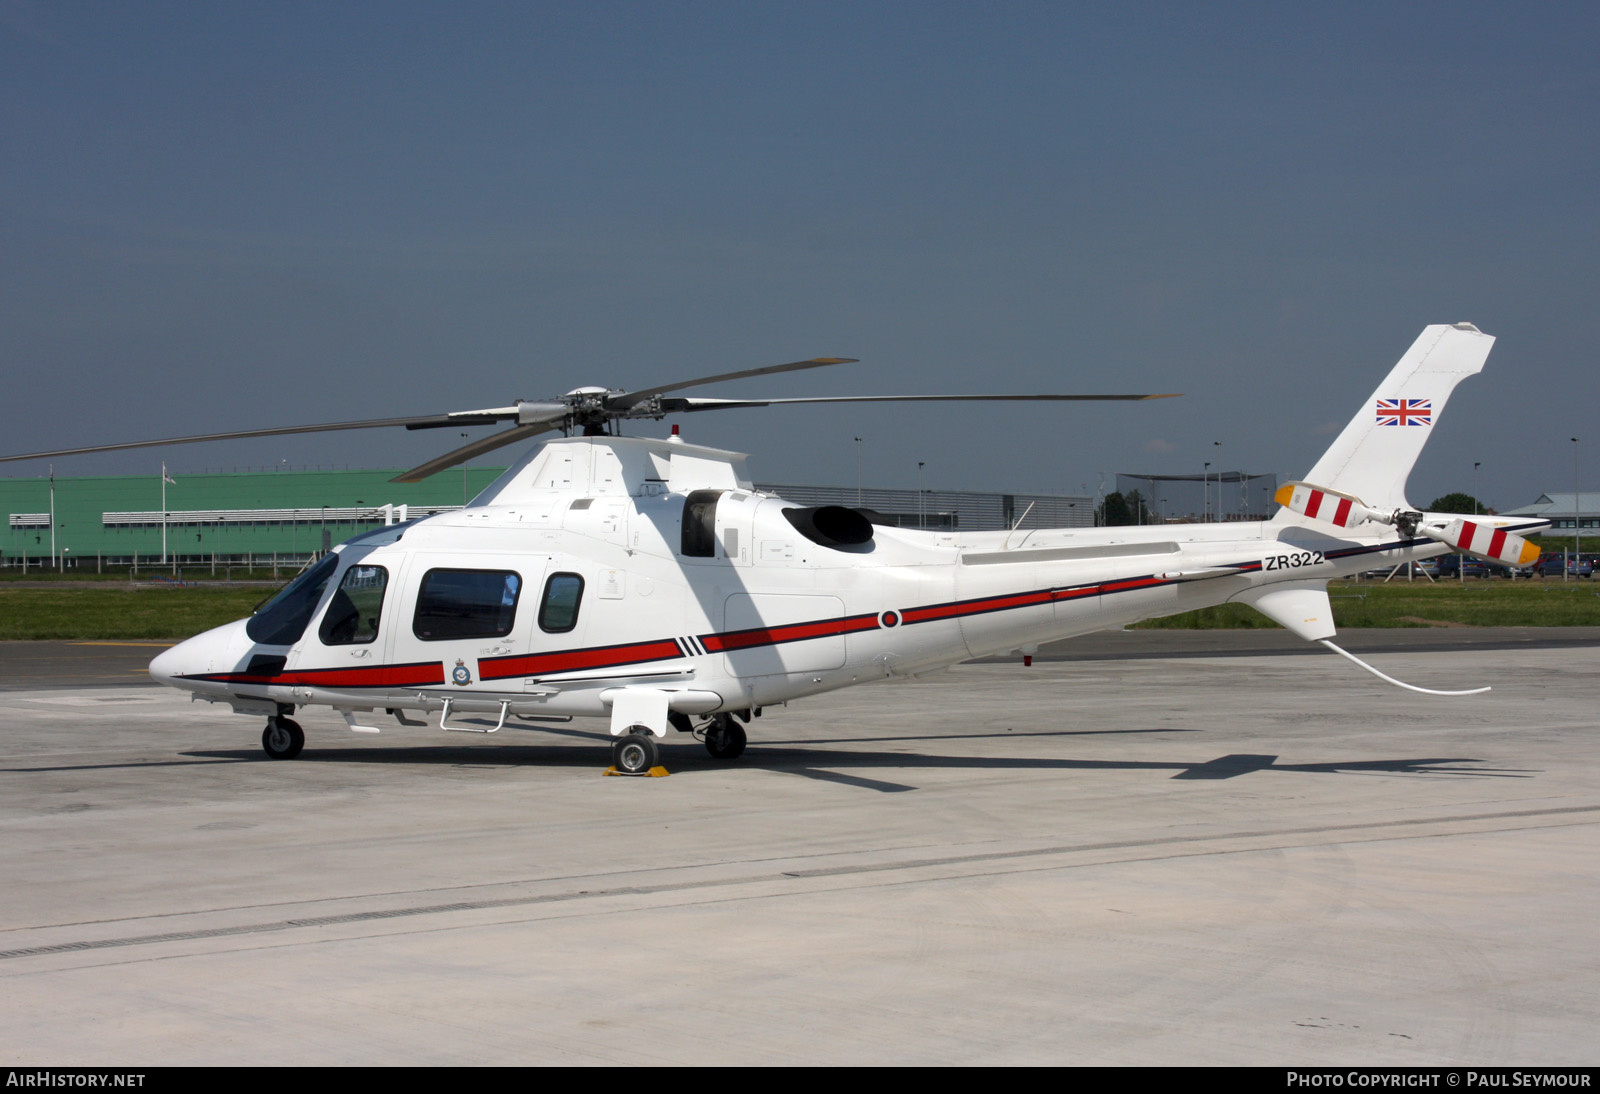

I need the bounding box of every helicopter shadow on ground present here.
[160,713,1531,793]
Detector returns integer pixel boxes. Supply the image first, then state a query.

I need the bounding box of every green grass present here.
[1134,578,1600,629]
[4,576,1600,640]
[0,587,269,640]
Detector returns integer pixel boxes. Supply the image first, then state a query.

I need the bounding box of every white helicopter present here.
[4,324,1546,773]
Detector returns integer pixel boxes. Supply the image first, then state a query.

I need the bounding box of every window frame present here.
[537,572,586,634]
[411,567,524,642]
[245,552,339,646]
[317,563,390,647]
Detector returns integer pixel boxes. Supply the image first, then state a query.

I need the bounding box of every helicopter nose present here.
[149,634,207,686]
[149,617,254,687]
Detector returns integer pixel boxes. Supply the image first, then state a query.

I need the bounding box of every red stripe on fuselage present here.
[902,589,1058,624]
[186,661,445,689]
[701,613,881,652]
[1098,577,1164,595]
[479,639,684,680]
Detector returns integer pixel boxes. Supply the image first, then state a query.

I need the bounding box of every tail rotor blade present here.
[1274,481,1389,529]
[1420,519,1540,567]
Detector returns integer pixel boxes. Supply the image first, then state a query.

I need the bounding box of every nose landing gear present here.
[703,714,747,760]
[262,715,305,760]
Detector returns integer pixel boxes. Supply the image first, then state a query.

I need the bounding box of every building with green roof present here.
[3,468,504,569]
[4,466,1094,571]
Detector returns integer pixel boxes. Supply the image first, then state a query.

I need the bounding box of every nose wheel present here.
[262,716,305,760]
[703,715,747,760]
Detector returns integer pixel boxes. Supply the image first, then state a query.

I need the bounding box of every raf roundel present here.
[879,610,901,629]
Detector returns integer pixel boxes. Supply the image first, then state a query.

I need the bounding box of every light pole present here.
[1464,460,1481,586]
[1211,440,1221,520]
[855,437,863,505]
[1573,438,1581,576]
[1203,462,1211,522]
[917,462,925,529]
[161,462,171,565]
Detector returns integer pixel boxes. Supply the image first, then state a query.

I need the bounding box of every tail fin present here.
[1289,323,1495,514]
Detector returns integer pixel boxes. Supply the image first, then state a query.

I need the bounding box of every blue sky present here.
[3,2,1596,511]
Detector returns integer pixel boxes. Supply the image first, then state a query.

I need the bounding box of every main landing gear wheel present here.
[704,717,747,760]
[262,716,304,760]
[612,730,660,774]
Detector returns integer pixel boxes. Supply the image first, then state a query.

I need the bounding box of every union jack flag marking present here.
[1375,398,1432,426]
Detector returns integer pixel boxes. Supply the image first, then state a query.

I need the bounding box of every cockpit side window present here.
[318,564,389,646]
[412,569,522,640]
[682,490,723,557]
[538,572,585,633]
[246,553,339,646]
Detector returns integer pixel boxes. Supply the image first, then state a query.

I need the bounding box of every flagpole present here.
[50,465,57,571]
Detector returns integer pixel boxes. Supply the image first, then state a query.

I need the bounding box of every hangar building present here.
[2,467,1091,570]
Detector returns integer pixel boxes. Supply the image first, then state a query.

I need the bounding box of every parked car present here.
[1534,554,1593,578]
[1438,554,1494,578]
[1360,559,1439,579]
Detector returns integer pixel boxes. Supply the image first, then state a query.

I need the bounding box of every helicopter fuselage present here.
[150,434,1455,745]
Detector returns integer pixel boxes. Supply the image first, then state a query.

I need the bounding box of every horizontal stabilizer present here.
[1421,519,1540,567]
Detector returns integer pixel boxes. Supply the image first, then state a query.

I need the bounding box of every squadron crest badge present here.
[452,659,472,686]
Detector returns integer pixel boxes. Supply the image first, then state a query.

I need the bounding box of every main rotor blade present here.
[657,393,1182,412]
[390,422,558,483]
[608,357,859,410]
[0,412,517,464]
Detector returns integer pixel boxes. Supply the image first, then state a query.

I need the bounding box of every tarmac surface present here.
[0,631,1596,1064]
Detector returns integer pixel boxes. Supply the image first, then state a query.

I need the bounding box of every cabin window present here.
[538,572,585,633]
[412,569,522,640]
[682,490,723,557]
[318,564,389,646]
[246,552,339,646]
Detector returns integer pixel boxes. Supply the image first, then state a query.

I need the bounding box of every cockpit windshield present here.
[245,553,339,646]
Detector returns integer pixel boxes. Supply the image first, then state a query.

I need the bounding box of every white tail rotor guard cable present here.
[1318,639,1490,696]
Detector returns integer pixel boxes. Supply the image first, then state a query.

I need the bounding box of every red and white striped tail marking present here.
[1274,482,1383,529]
[1425,519,1540,566]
